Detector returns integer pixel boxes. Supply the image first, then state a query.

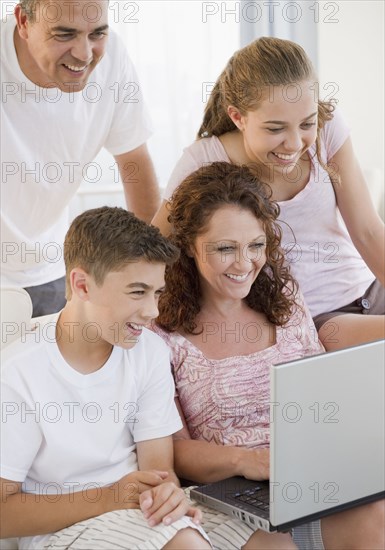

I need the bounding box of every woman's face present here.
[193,204,267,302]
[230,81,319,183]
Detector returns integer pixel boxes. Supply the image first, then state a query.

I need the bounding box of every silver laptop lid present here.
[270,340,385,527]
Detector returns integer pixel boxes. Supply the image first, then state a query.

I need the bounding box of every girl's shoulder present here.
[185,135,230,163]
[320,108,351,160]
[165,136,229,200]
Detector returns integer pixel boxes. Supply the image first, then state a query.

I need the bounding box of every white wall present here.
[79,1,384,218]
[318,0,384,216]
[3,0,382,215]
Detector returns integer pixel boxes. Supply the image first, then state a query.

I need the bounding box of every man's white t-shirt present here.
[1,17,152,287]
[1,314,182,549]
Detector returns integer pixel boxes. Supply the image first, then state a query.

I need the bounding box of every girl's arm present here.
[330,137,385,286]
[173,398,269,483]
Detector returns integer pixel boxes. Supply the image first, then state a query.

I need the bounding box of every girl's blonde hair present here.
[198,37,334,172]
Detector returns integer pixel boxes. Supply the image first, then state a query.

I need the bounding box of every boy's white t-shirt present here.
[1,314,182,549]
[1,17,152,288]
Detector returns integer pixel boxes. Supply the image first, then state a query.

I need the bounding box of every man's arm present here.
[115,144,161,223]
[152,200,173,236]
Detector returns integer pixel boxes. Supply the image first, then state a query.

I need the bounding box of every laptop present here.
[191,339,385,532]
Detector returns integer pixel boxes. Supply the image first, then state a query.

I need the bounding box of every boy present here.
[0,207,211,550]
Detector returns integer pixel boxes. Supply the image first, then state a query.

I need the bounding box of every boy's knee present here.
[162,527,211,550]
[242,529,297,549]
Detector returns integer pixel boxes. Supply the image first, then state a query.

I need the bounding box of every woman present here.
[153,162,385,550]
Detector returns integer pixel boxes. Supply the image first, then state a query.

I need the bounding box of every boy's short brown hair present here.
[64,207,179,299]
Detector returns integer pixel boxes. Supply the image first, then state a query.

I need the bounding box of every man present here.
[1,0,160,316]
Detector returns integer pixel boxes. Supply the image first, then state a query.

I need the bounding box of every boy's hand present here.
[140,482,202,526]
[104,470,169,512]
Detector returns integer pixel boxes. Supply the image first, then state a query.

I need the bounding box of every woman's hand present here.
[239,447,270,480]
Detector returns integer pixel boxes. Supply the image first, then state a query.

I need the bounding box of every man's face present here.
[15,0,109,92]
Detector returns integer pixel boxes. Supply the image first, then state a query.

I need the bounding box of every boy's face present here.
[84,259,165,349]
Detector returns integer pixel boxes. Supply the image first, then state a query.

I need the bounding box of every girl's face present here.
[193,204,267,303]
[230,81,318,183]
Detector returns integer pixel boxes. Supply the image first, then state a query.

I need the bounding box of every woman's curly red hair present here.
[157,162,299,334]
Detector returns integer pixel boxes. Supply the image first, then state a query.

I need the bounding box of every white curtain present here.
[107,0,240,189]
[97,0,320,191]
[240,0,318,67]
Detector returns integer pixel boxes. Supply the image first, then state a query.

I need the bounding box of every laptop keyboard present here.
[232,485,270,511]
